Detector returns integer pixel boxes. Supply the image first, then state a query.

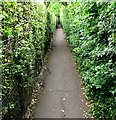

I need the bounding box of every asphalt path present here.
[34,27,88,118]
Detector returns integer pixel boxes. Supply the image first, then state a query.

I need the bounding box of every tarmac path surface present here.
[33,27,88,118]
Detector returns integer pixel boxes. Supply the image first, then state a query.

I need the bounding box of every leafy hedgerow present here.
[1,2,56,119]
[47,2,63,22]
[61,2,116,119]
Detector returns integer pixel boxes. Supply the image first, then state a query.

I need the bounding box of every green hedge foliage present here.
[48,2,63,22]
[61,2,116,119]
[1,2,56,119]
[45,11,57,51]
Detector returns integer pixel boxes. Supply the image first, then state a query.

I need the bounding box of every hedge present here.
[1,2,56,119]
[61,2,116,119]
[45,10,57,52]
[48,2,63,22]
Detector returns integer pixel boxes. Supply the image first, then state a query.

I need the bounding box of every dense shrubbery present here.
[45,10,57,51]
[61,2,116,119]
[1,2,56,119]
[48,2,64,23]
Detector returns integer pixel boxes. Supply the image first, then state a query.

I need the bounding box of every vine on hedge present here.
[61,2,116,119]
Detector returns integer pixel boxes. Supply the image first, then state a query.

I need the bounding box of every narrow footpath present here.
[34,26,88,118]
